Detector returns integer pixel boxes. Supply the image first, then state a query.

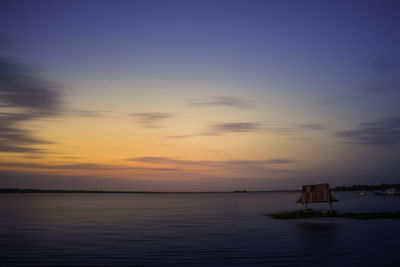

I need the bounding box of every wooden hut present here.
[296,183,338,212]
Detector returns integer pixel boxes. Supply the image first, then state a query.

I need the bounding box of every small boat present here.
[359,191,366,196]
[386,188,396,195]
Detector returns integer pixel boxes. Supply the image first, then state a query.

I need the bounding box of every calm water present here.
[1,191,399,266]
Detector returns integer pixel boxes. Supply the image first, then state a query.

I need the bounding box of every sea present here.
[0,191,399,266]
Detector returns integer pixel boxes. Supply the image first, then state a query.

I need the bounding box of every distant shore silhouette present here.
[0,188,297,194]
[333,183,400,191]
[1,184,399,193]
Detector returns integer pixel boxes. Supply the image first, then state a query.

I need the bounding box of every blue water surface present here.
[0,191,399,266]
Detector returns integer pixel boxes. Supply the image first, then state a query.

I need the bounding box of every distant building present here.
[386,188,396,195]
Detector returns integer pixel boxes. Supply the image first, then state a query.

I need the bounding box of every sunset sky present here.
[1,0,399,191]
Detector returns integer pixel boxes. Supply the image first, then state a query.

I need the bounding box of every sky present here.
[0,0,399,191]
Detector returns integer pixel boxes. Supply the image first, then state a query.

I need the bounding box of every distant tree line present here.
[0,188,154,193]
[0,188,224,193]
[333,183,400,191]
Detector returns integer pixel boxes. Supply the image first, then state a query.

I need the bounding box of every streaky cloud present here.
[263,121,327,135]
[0,112,52,154]
[167,134,200,139]
[0,144,43,153]
[372,58,398,73]
[0,170,305,192]
[131,157,213,166]
[264,124,297,135]
[337,117,400,146]
[207,122,260,135]
[296,123,327,131]
[127,156,299,180]
[167,121,326,139]
[69,109,108,117]
[130,112,174,128]
[0,161,179,171]
[0,56,62,153]
[129,156,297,167]
[0,58,61,112]
[262,159,298,164]
[366,80,400,93]
[366,57,400,93]
[191,96,250,109]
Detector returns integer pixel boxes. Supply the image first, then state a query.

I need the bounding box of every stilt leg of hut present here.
[329,201,333,213]
[303,202,308,214]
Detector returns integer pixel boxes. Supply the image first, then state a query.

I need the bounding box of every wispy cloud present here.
[130,156,297,167]
[0,58,61,112]
[263,122,328,135]
[130,112,174,128]
[296,123,327,131]
[0,169,307,191]
[126,156,299,181]
[263,159,298,164]
[0,161,179,172]
[372,58,398,73]
[207,122,260,135]
[167,134,200,139]
[0,56,62,153]
[69,109,108,117]
[337,117,400,146]
[131,157,212,166]
[366,80,400,93]
[168,121,261,138]
[263,124,297,135]
[168,121,326,139]
[366,57,400,93]
[0,112,52,153]
[209,121,326,136]
[191,96,250,109]
[0,157,300,191]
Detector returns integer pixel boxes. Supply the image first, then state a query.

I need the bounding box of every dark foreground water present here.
[1,191,399,266]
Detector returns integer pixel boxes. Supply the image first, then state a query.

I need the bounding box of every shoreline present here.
[0,188,300,194]
[268,209,400,220]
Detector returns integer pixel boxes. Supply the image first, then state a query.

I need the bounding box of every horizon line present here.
[0,188,299,193]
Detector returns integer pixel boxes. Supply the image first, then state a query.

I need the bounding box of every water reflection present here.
[1,192,400,266]
[294,221,347,266]
[296,221,340,241]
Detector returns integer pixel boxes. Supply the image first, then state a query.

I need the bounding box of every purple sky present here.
[1,0,400,191]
